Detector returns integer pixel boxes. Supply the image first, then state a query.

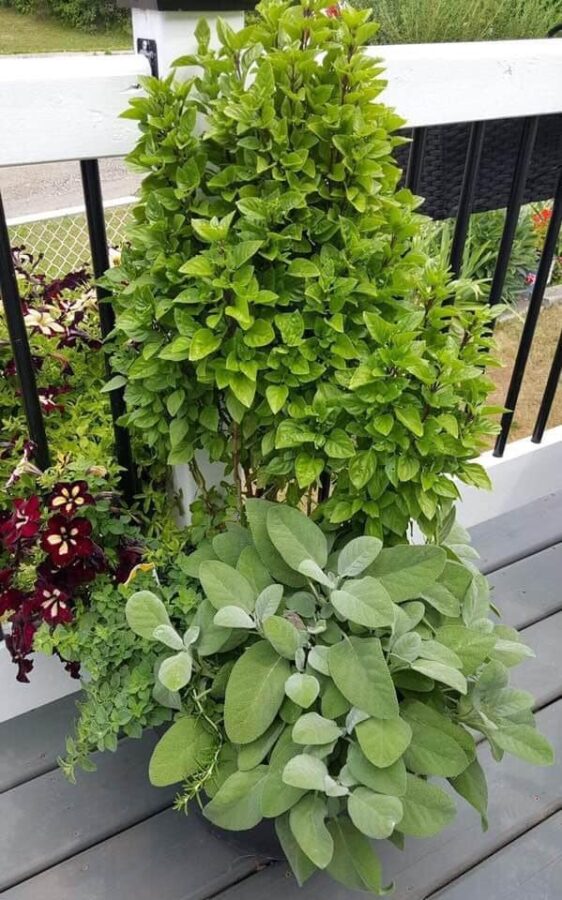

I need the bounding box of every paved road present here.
[1,158,142,219]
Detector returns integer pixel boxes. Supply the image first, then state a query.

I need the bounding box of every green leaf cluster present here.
[109,0,498,540]
[125,499,553,894]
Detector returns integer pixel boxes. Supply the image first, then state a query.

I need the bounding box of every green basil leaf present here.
[213,606,255,629]
[289,794,333,869]
[399,774,457,837]
[348,787,403,839]
[292,712,342,745]
[266,505,328,571]
[493,723,554,766]
[158,651,193,692]
[449,758,489,830]
[285,673,320,708]
[245,499,306,587]
[331,576,395,629]
[411,659,467,694]
[224,641,290,744]
[275,813,317,886]
[347,744,407,796]
[263,615,301,659]
[328,636,398,719]
[355,716,412,768]
[327,817,391,894]
[125,590,171,640]
[337,536,383,577]
[367,545,447,601]
[149,717,215,787]
[283,754,328,790]
[203,766,269,830]
[199,560,256,612]
[237,721,284,771]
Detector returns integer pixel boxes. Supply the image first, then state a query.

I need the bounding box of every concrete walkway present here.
[1,158,141,218]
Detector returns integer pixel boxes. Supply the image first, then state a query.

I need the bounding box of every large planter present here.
[194,804,283,860]
[395,114,562,219]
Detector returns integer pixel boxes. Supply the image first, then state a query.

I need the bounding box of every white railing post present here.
[117,1,251,77]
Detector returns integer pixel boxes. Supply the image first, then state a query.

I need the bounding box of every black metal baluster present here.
[494,167,562,457]
[80,159,137,502]
[0,190,50,470]
[449,121,486,278]
[405,127,427,194]
[532,328,562,444]
[488,117,539,308]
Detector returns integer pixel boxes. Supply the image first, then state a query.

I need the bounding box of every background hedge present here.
[0,0,128,31]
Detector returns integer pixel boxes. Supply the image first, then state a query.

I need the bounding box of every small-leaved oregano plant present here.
[107,0,499,540]
[125,500,553,894]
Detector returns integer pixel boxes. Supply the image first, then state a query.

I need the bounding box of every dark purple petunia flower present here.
[49,481,94,518]
[0,496,41,551]
[115,538,144,584]
[41,515,94,567]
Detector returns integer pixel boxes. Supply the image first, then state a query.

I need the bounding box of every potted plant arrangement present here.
[24,0,552,893]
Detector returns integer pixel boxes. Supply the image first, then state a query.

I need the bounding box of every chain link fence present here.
[6,197,135,278]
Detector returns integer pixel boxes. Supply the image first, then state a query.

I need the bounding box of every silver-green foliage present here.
[108,0,498,541]
[125,500,553,894]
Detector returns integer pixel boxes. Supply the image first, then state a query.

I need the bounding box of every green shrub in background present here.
[0,0,128,31]
[363,0,562,43]
[418,208,538,307]
[108,0,498,543]
[48,0,127,31]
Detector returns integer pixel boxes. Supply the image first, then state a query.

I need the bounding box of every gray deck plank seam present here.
[480,534,562,576]
[205,862,276,900]
[1,798,175,894]
[424,806,562,900]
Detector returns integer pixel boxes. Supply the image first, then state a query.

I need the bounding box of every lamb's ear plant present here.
[108,0,499,541]
[126,500,553,895]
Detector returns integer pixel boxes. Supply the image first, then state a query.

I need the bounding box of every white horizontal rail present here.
[0,39,561,168]
[6,195,136,227]
[0,54,150,168]
[371,39,562,128]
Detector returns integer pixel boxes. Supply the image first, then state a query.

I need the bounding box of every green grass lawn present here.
[0,7,131,55]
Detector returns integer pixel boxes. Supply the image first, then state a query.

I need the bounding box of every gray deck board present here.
[489,542,562,629]
[212,700,562,900]
[1,807,263,900]
[510,610,562,707]
[0,732,176,892]
[471,490,562,573]
[0,693,80,793]
[429,812,562,900]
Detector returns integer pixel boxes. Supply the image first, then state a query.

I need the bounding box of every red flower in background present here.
[0,496,41,550]
[49,481,94,518]
[532,208,552,228]
[324,4,341,16]
[41,515,94,567]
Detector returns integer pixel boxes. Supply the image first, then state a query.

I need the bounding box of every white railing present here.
[1,39,562,166]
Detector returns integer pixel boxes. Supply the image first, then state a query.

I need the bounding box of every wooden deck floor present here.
[1,491,562,900]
